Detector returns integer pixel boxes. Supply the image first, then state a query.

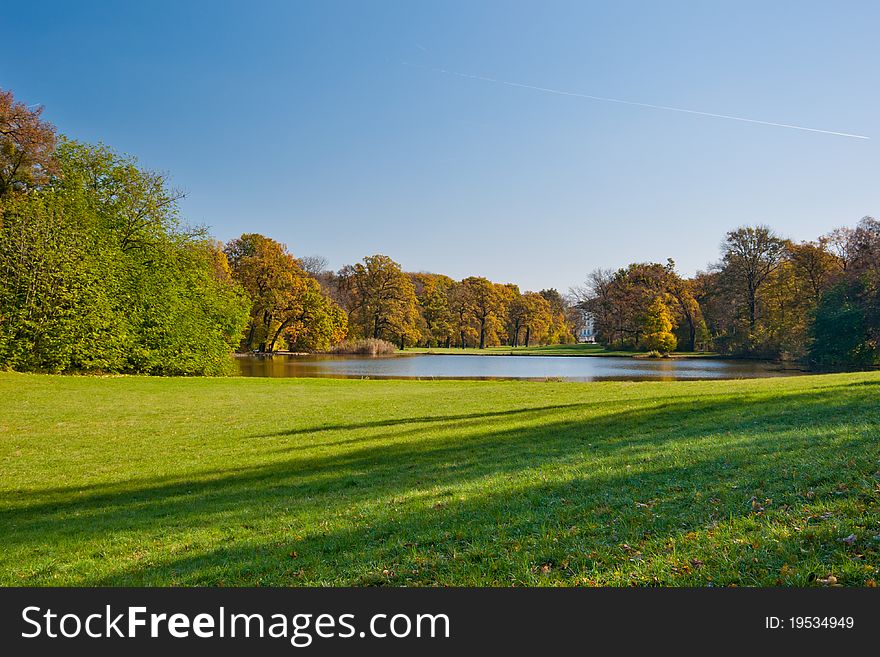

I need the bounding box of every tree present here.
[0,139,250,374]
[461,276,503,349]
[414,273,454,347]
[272,279,347,352]
[846,216,880,278]
[539,288,575,344]
[297,255,328,278]
[225,233,300,351]
[575,262,693,351]
[808,280,876,370]
[720,225,787,332]
[787,240,843,303]
[806,217,880,370]
[0,88,57,198]
[507,292,526,347]
[343,254,419,347]
[572,269,618,345]
[520,292,552,347]
[641,296,677,353]
[448,281,476,348]
[224,234,345,352]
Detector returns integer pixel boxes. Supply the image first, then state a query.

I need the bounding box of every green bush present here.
[0,141,249,375]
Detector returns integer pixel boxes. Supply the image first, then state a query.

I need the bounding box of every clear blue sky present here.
[5,1,878,291]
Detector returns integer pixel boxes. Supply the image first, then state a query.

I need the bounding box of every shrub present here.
[330,338,397,355]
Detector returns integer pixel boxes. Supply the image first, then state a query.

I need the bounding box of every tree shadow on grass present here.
[256,403,598,439]
[2,384,879,585]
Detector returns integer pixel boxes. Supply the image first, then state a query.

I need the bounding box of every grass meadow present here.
[1,371,878,586]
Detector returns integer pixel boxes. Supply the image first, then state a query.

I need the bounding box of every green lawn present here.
[1,371,878,586]
[405,343,714,357]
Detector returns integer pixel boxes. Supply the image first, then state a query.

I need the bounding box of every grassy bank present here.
[1,371,878,586]
[405,343,715,357]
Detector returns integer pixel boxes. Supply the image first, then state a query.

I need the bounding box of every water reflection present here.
[233,354,798,381]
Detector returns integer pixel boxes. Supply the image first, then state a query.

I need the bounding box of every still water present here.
[234,354,797,381]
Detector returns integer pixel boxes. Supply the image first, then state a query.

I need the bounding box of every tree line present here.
[0,88,575,374]
[575,221,880,368]
[2,87,877,373]
[225,240,576,353]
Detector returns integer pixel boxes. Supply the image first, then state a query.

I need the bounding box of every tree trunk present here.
[525,327,531,347]
[747,287,757,331]
[399,334,405,350]
[460,330,466,349]
[245,322,256,350]
[748,283,758,333]
[479,318,486,349]
[445,336,451,349]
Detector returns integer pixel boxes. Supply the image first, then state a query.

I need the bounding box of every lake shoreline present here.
[234,351,801,380]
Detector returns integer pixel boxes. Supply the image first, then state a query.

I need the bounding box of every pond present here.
[233,353,799,381]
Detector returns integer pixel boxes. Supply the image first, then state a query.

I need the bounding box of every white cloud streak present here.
[405,63,870,140]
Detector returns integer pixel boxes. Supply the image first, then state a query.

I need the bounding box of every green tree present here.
[0,139,249,374]
[808,280,876,370]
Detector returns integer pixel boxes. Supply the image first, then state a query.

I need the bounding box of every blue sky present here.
[4,1,878,291]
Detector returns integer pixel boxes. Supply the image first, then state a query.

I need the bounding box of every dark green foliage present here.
[809,280,878,371]
[0,140,249,374]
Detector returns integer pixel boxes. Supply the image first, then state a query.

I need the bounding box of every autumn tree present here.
[641,296,677,353]
[520,292,552,347]
[342,254,419,347]
[0,88,57,198]
[448,281,476,348]
[507,292,526,346]
[539,288,575,344]
[413,273,455,347]
[720,225,787,332]
[575,262,698,351]
[224,234,345,352]
[461,276,504,349]
[788,240,843,303]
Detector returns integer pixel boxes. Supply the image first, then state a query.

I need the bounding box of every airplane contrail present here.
[404,63,870,140]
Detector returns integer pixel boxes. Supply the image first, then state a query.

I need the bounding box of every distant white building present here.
[577,310,596,343]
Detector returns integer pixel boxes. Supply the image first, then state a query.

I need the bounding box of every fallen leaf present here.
[841,534,857,546]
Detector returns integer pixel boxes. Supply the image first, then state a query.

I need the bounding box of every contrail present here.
[404,63,870,140]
